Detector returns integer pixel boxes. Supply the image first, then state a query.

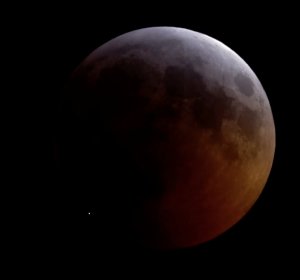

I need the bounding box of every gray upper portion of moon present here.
[81,27,268,109]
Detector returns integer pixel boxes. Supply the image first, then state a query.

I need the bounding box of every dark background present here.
[12,4,298,275]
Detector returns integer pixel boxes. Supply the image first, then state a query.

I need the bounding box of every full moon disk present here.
[60,27,275,250]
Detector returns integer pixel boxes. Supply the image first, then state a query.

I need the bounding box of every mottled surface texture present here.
[61,27,275,249]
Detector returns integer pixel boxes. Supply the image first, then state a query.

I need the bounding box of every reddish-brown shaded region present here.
[59,27,275,250]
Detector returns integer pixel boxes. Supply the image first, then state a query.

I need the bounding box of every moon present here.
[59,27,275,250]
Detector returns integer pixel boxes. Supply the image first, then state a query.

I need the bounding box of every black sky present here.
[11,4,298,275]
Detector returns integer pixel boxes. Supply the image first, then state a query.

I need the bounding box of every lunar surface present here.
[59,27,275,250]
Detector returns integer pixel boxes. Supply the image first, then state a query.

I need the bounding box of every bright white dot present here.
[88,212,91,215]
